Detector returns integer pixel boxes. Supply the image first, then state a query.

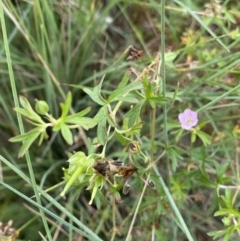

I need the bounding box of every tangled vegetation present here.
[1,1,240,240]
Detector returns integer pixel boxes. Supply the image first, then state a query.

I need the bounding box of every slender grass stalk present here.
[0,180,102,241]
[155,1,194,240]
[0,155,103,241]
[110,197,117,241]
[125,174,149,241]
[197,84,240,112]
[160,0,168,147]
[0,2,52,240]
[173,0,229,52]
[153,165,194,241]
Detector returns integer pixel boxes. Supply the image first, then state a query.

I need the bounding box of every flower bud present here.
[35,100,49,115]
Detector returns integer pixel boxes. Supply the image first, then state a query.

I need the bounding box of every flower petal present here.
[181,123,192,130]
[178,113,185,122]
[178,109,198,130]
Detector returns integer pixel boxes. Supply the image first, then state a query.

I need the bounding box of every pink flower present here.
[178,109,198,130]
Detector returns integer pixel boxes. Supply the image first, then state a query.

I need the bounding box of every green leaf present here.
[61,123,73,145]
[97,118,107,145]
[95,107,107,145]
[65,116,97,130]
[113,95,139,103]
[94,189,111,208]
[165,91,182,101]
[114,131,130,145]
[148,96,167,108]
[223,226,235,241]
[198,121,209,129]
[14,107,44,124]
[108,81,143,103]
[106,113,116,127]
[196,130,212,146]
[38,131,46,145]
[124,99,145,127]
[95,74,105,96]
[223,188,234,209]
[9,127,43,142]
[117,71,130,89]
[83,75,107,105]
[65,107,91,121]
[83,88,106,106]
[208,229,227,239]
[19,95,34,112]
[145,81,152,99]
[216,162,230,182]
[60,92,72,119]
[191,132,197,143]
[18,131,41,157]
[107,72,131,102]
[198,163,217,188]
[14,107,30,117]
[214,208,238,217]
[165,51,179,68]
[175,128,183,142]
[126,121,143,136]
[168,147,183,172]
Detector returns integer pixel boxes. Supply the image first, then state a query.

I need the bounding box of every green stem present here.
[150,107,156,161]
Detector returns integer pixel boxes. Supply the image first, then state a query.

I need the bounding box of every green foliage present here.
[9,92,97,155]
[2,0,240,240]
[208,189,240,241]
